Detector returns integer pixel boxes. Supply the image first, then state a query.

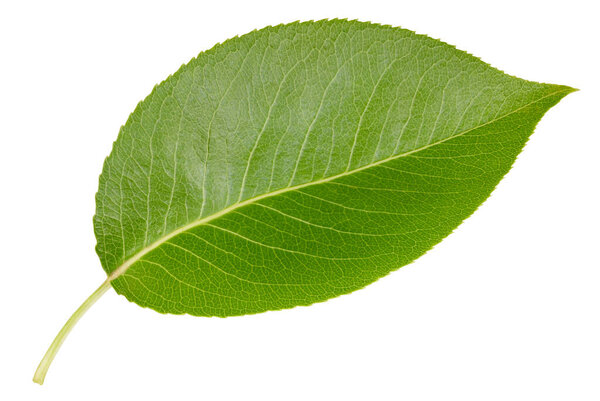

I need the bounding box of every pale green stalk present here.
[33,280,111,385]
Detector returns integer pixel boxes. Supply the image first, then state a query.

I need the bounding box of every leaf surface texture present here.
[94,20,573,316]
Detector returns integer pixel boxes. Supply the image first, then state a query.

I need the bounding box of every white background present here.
[1,1,598,400]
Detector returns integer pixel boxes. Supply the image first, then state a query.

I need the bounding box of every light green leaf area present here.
[95,20,573,317]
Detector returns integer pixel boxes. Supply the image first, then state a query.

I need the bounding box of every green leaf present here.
[34,19,574,384]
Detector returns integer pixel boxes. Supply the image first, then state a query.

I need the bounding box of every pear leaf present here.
[34,19,574,384]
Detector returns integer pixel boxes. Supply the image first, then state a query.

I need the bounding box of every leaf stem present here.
[33,279,112,385]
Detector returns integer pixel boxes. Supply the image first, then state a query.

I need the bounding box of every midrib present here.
[107,88,569,282]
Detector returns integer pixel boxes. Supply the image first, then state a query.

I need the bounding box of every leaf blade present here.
[94,19,574,316]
